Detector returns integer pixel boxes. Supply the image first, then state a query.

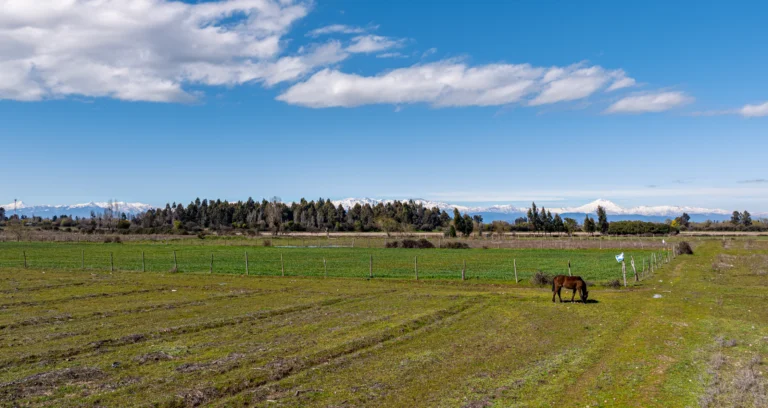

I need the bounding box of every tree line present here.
[1,200,765,236]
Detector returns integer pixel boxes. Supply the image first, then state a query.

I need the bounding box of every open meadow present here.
[0,240,663,282]
[0,239,766,407]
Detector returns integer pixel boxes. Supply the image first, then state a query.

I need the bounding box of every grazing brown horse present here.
[552,275,589,303]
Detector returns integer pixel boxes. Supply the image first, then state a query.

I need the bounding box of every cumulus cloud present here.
[0,0,318,102]
[605,91,692,114]
[278,61,634,109]
[307,24,368,37]
[740,101,768,117]
[346,35,405,54]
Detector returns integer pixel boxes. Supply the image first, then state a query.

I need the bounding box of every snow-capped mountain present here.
[331,198,734,222]
[0,201,153,219]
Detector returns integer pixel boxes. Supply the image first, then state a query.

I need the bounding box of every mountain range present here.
[0,201,153,219]
[331,198,738,222]
[0,199,749,222]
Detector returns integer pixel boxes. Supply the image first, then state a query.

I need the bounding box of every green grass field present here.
[1,239,766,407]
[0,241,662,282]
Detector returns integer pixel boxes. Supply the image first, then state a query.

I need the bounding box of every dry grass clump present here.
[530,271,552,286]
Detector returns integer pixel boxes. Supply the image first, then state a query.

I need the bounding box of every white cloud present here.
[605,91,693,114]
[376,52,407,59]
[278,60,633,109]
[0,0,317,102]
[740,101,768,117]
[307,24,368,37]
[606,70,636,91]
[346,35,405,54]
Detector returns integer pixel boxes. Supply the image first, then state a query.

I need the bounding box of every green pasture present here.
[0,242,662,281]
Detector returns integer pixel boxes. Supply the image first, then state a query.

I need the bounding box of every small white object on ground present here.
[171,289,177,292]
[653,294,663,299]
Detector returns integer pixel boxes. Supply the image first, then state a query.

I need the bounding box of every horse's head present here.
[580,287,589,303]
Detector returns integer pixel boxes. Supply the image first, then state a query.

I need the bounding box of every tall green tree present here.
[462,214,474,237]
[742,210,752,227]
[453,208,464,235]
[731,211,742,225]
[583,215,596,235]
[596,205,609,234]
[553,213,564,233]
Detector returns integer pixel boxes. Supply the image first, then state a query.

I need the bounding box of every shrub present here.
[676,241,694,255]
[443,242,470,249]
[531,270,552,286]
[385,239,435,249]
[197,232,206,240]
[605,279,621,289]
[262,239,272,247]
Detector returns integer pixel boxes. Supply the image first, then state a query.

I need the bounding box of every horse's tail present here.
[551,279,555,292]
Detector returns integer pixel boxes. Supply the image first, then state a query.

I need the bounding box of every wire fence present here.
[0,244,673,282]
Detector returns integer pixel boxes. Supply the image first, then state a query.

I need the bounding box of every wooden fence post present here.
[173,250,178,271]
[414,256,418,280]
[514,258,518,283]
[631,256,638,282]
[568,260,571,276]
[110,252,114,272]
[622,261,627,287]
[82,250,85,270]
[245,252,249,275]
[369,254,373,279]
[281,253,284,276]
[324,258,327,278]
[142,251,145,272]
[210,253,213,274]
[462,260,466,281]
[23,251,27,269]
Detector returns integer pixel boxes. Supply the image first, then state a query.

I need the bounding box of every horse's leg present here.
[571,288,576,303]
[557,286,563,303]
[552,284,557,303]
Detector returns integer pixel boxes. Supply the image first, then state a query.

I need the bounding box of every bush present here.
[103,236,122,244]
[676,241,694,255]
[262,239,272,247]
[443,242,469,249]
[531,270,552,286]
[605,279,621,289]
[386,239,435,249]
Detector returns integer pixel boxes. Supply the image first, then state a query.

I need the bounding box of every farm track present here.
[168,298,485,407]
[0,288,285,330]
[0,290,397,371]
[0,287,171,310]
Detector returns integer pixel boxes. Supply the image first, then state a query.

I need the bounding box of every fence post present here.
[324,258,327,278]
[622,261,627,287]
[514,258,518,283]
[280,253,284,276]
[173,250,178,272]
[142,251,145,272]
[568,260,571,276]
[462,260,466,281]
[369,254,373,279]
[245,252,249,276]
[23,251,27,269]
[631,256,638,282]
[210,253,213,274]
[414,256,418,280]
[110,252,114,272]
[82,250,85,270]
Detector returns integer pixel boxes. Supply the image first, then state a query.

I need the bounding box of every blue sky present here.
[1,0,767,211]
